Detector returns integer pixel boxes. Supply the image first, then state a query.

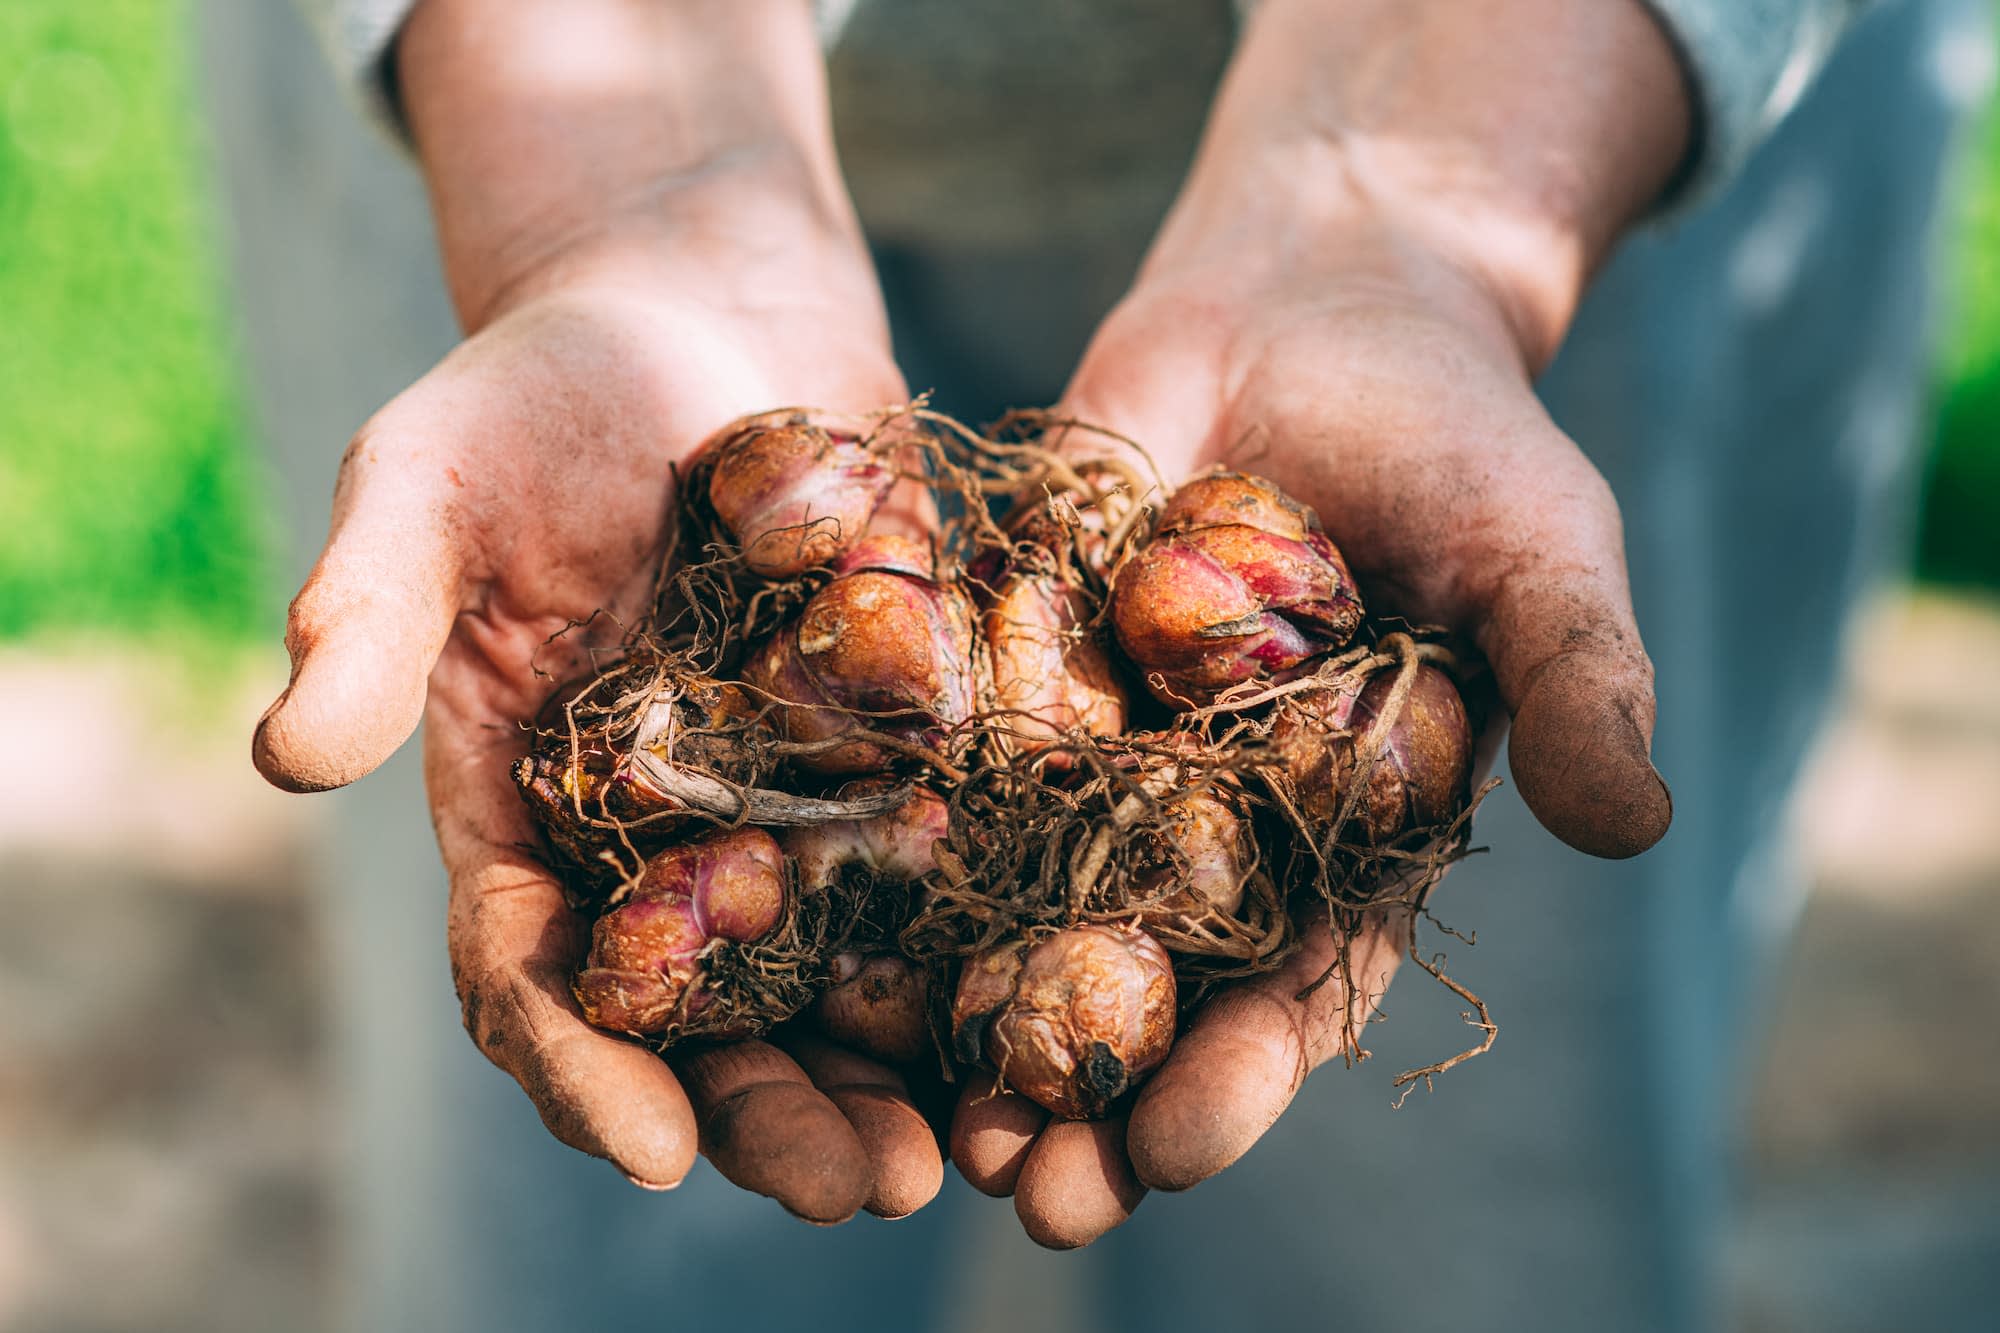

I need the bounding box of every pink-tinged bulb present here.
[572,826,787,1034]
[951,925,1176,1120]
[984,572,1127,754]
[743,536,978,774]
[1131,784,1251,929]
[1085,735,1252,930]
[701,413,898,579]
[780,780,950,894]
[813,951,931,1064]
[1112,471,1363,707]
[1271,664,1473,844]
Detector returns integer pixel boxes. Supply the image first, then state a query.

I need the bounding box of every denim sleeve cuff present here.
[1637,0,1872,215]
[298,0,869,149]
[293,0,419,144]
[306,0,1874,211]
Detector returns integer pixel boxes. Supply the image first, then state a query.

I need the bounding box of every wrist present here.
[398,0,869,332]
[1145,0,1689,371]
[451,172,879,334]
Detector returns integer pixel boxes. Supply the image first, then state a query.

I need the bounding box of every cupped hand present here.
[252,234,946,1221]
[952,906,1408,1249]
[958,162,1674,1247]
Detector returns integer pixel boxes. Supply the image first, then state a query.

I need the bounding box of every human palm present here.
[950,222,1672,1246]
[255,265,953,1220]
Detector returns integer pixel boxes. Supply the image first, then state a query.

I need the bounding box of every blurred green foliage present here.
[0,2,270,643]
[0,7,1994,649]
[1921,77,2000,589]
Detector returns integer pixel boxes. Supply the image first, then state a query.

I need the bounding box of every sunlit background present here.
[1,4,1997,1331]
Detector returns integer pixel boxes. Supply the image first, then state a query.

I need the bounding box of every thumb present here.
[255,428,464,793]
[1474,470,1672,859]
[1505,645,1671,859]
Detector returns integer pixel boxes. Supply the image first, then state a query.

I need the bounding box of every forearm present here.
[1150,0,1691,368]
[398,0,864,330]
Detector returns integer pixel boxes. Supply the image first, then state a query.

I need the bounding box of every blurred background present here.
[1,3,1996,1331]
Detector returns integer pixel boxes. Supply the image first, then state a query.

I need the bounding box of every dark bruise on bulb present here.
[813,951,932,1065]
[951,925,1175,1119]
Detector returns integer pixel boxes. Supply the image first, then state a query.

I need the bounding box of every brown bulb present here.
[1272,663,1473,844]
[744,535,978,774]
[951,925,1175,1119]
[571,826,786,1035]
[813,951,931,1065]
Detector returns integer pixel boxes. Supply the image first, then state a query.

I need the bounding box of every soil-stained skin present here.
[953,925,1176,1120]
[572,826,786,1034]
[1112,471,1363,707]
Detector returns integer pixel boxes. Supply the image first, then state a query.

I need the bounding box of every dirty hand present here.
[251,0,942,1222]
[958,0,1692,1247]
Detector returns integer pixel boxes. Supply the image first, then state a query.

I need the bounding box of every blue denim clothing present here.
[303,0,1876,215]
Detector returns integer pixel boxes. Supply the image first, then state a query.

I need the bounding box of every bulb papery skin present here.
[572,826,787,1035]
[744,535,978,774]
[513,678,772,873]
[701,413,899,579]
[984,570,1127,753]
[779,780,949,894]
[1112,471,1363,707]
[951,924,1175,1119]
[975,499,1127,759]
[813,951,932,1064]
[1133,783,1252,929]
[1272,664,1473,845]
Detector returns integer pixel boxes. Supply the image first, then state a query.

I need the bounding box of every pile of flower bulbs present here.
[515,407,1481,1121]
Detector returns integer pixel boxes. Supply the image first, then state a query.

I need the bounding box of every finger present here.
[949,1070,1049,1197]
[1126,910,1404,1192]
[1326,411,1669,859]
[1460,448,1670,859]
[255,417,463,792]
[674,1040,874,1224]
[446,855,700,1189]
[781,1034,943,1220]
[1013,1116,1146,1250]
[430,705,698,1189]
[1260,408,1669,858]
